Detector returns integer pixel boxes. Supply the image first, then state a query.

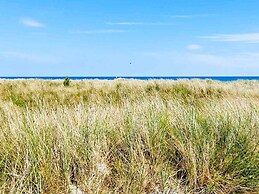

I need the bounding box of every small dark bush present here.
[63,77,71,87]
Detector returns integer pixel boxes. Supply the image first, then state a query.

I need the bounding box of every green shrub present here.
[63,77,71,87]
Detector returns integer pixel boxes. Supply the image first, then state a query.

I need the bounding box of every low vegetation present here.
[0,78,258,193]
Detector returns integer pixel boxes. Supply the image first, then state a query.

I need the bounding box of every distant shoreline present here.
[1,76,259,82]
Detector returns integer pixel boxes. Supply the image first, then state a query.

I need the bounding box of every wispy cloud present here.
[186,44,203,51]
[201,33,259,43]
[140,52,163,57]
[20,17,45,28]
[0,51,38,60]
[106,22,145,25]
[169,14,214,18]
[189,52,259,69]
[71,29,127,34]
[105,22,174,26]
[0,51,59,64]
[139,50,259,68]
[170,15,193,18]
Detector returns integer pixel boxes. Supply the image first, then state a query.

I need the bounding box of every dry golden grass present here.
[0,79,258,194]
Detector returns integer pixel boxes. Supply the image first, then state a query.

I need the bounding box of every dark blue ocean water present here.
[1,76,259,82]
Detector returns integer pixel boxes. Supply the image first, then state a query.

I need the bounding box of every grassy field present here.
[0,79,258,194]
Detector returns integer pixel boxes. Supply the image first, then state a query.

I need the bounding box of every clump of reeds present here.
[0,79,258,193]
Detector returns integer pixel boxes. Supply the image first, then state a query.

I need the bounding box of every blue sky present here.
[1,0,259,76]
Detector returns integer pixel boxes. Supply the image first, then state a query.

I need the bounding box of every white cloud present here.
[169,14,214,18]
[139,50,259,69]
[189,52,259,68]
[105,22,174,26]
[186,44,203,51]
[0,51,59,64]
[71,29,127,34]
[170,15,193,18]
[0,51,37,60]
[106,22,145,25]
[140,52,163,57]
[201,33,259,43]
[20,18,45,28]
[136,51,259,75]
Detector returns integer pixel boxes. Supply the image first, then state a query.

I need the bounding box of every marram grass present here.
[0,79,258,194]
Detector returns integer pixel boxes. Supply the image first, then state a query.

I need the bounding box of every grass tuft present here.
[0,79,258,193]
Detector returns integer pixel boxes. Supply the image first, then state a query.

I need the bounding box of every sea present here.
[1,76,259,82]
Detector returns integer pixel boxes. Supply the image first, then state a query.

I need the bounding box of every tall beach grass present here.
[0,79,258,193]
